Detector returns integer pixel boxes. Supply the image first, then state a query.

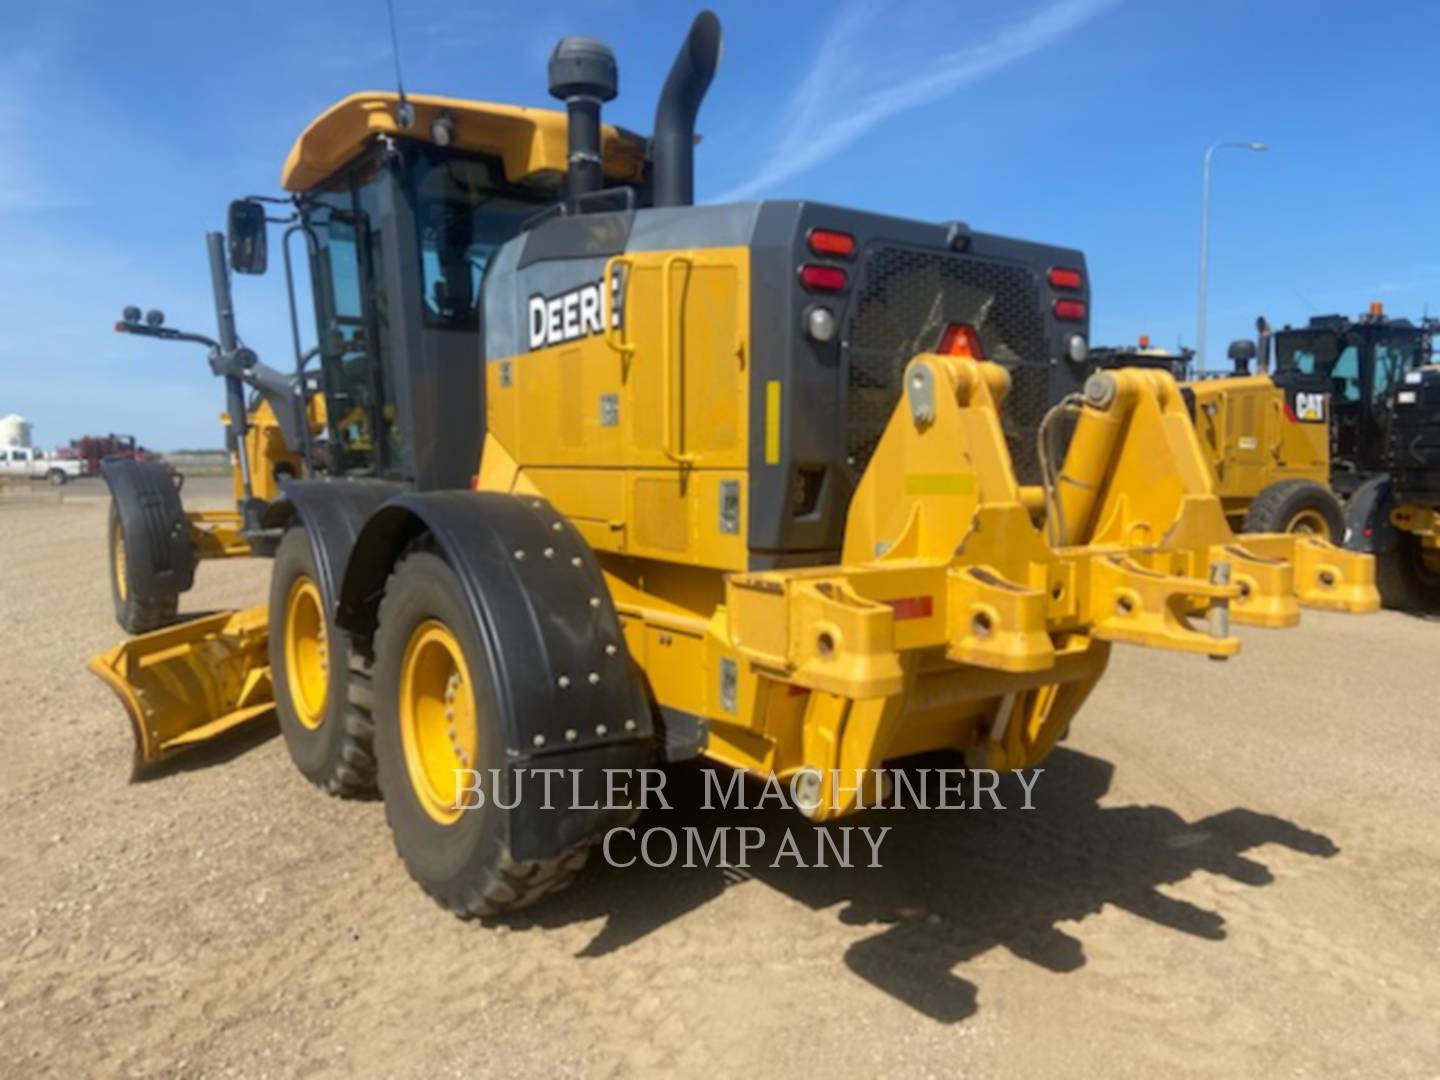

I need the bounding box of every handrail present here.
[602,255,635,358]
[660,254,695,465]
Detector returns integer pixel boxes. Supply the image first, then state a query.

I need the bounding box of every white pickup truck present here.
[0,446,88,485]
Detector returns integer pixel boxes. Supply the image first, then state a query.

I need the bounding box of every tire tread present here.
[374,539,590,918]
[1242,479,1345,541]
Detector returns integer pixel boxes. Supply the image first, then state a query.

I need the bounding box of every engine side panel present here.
[481,200,1088,573]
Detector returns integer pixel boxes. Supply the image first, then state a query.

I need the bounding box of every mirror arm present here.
[115,322,221,350]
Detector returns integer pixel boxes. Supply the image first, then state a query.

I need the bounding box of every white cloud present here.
[718,0,1121,202]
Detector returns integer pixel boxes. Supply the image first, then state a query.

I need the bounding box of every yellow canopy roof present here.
[281,91,647,192]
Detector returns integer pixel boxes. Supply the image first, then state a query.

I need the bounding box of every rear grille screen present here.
[843,245,1050,481]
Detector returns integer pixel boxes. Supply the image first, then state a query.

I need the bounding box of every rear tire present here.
[109,501,179,634]
[268,527,377,796]
[1373,531,1440,611]
[48,468,68,487]
[1243,479,1345,541]
[372,545,589,918]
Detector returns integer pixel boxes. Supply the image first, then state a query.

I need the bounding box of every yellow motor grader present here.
[90,12,1376,916]
[1094,308,1440,607]
[1089,336,1337,538]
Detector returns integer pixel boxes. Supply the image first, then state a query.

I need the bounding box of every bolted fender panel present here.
[1343,475,1397,555]
[101,458,197,596]
[262,478,408,610]
[337,490,657,861]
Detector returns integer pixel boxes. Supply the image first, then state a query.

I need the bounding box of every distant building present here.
[0,414,33,448]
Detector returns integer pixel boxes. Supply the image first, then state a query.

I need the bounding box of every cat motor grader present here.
[89,11,1376,917]
[1286,306,1440,607]
[1097,307,1437,606]
[1083,331,1337,540]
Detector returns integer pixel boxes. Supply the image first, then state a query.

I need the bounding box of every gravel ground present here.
[2,476,1438,1078]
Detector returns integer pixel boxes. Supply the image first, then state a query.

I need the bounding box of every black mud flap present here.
[337,490,657,862]
[1343,475,1397,555]
[263,478,408,610]
[100,458,197,596]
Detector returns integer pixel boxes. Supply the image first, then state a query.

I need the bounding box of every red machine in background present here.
[61,434,154,475]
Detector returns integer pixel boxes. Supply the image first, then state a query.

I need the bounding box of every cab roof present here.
[281,91,648,192]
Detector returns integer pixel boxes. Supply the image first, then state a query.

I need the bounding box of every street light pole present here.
[1197,140,1268,373]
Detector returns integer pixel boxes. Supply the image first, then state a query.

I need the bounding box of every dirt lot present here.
[2,476,1438,1078]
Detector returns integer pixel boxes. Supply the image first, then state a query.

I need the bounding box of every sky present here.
[0,0,1436,450]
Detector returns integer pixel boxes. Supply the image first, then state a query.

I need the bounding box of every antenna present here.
[385,0,413,128]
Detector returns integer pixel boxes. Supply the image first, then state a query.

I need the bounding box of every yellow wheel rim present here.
[1286,508,1329,536]
[113,520,127,602]
[284,576,329,730]
[399,619,478,825]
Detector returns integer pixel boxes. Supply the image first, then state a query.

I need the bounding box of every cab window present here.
[1275,332,1337,376]
[1372,337,1421,405]
[411,150,551,330]
[1331,344,1361,403]
[306,155,401,477]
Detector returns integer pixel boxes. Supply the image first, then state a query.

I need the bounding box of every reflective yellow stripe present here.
[765,380,781,465]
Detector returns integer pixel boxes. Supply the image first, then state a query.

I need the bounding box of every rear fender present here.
[1343,475,1397,554]
[100,458,197,595]
[262,479,407,611]
[338,491,656,861]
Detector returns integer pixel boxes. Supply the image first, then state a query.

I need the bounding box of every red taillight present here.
[800,264,848,291]
[808,229,856,259]
[1048,266,1083,290]
[937,323,983,359]
[1053,298,1087,322]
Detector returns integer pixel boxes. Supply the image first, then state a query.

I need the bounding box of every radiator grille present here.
[843,245,1051,481]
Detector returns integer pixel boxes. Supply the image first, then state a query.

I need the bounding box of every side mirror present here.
[227,199,268,275]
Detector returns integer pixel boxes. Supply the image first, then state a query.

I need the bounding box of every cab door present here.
[1326,337,1365,472]
[1358,331,1423,475]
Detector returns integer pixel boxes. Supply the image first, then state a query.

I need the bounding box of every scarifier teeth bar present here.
[1086,555,1241,660]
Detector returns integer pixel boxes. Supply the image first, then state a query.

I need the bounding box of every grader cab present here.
[91,11,1377,917]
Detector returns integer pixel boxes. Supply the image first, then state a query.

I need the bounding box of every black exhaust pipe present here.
[548,36,618,210]
[652,11,722,208]
[1255,315,1272,375]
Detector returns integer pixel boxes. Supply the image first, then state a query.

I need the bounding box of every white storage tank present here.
[0,414,33,448]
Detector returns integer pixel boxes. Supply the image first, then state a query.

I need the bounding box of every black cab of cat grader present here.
[91,12,1376,917]
[1308,306,1440,606]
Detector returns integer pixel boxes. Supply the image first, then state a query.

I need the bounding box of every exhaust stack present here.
[652,11,722,208]
[1255,315,1272,375]
[548,36,618,210]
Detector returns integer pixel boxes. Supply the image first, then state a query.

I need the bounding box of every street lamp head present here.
[1248,142,1269,152]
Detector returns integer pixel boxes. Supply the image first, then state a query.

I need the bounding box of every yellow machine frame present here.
[1184,374,1330,526]
[178,395,324,561]
[93,329,1378,788]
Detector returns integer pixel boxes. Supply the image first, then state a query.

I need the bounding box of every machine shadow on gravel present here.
[130,712,281,781]
[519,748,1338,1024]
